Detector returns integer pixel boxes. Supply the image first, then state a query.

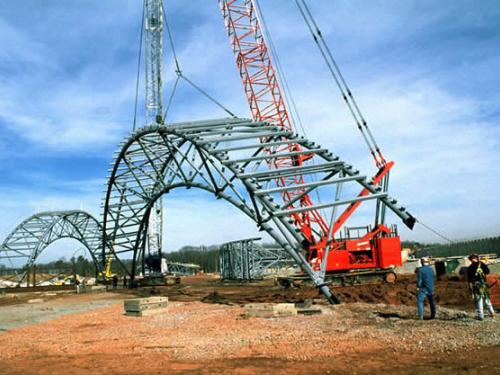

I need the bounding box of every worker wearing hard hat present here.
[416,257,436,320]
[467,253,495,321]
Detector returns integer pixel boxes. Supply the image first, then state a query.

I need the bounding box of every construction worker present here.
[416,257,436,320]
[467,253,495,320]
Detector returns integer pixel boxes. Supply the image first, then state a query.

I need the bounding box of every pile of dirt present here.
[130,274,473,309]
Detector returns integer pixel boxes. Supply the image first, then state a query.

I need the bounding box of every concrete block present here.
[124,296,168,307]
[244,303,297,318]
[124,296,169,316]
[125,307,169,317]
[125,302,169,312]
[296,307,322,315]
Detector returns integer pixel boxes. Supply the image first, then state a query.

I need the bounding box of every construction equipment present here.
[54,274,81,286]
[218,0,415,282]
[102,2,417,303]
[145,0,164,262]
[98,254,116,281]
[133,254,180,287]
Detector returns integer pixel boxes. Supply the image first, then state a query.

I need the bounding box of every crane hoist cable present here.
[132,0,146,131]
[295,0,386,168]
[416,219,454,244]
[253,0,307,138]
[162,1,180,75]
[133,1,235,128]
[163,75,180,121]
[296,1,454,242]
[161,2,236,121]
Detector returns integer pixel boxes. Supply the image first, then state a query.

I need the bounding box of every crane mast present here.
[145,0,164,257]
[145,0,164,126]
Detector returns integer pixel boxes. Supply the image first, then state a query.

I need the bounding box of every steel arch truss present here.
[0,210,104,282]
[220,237,295,281]
[103,117,414,302]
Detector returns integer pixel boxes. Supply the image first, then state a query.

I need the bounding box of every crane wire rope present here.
[416,219,454,244]
[132,0,146,131]
[295,0,386,168]
[253,0,307,138]
[161,2,236,121]
[296,1,455,244]
[162,75,180,122]
[253,0,327,217]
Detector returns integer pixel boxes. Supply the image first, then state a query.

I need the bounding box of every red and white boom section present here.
[218,0,416,276]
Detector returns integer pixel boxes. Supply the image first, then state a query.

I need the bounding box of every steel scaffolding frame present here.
[219,237,295,281]
[166,262,200,276]
[102,117,414,303]
[0,210,104,284]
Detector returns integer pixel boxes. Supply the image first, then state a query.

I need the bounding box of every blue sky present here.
[0,1,499,261]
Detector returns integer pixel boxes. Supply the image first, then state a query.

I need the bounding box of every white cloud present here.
[162,190,271,251]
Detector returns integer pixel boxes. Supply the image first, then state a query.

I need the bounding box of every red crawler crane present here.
[219,0,405,277]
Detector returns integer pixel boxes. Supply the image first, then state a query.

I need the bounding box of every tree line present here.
[6,236,497,277]
[412,237,500,258]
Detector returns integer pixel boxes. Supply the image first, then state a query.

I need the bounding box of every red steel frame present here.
[219,0,400,272]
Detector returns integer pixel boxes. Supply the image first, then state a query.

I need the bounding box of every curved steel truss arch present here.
[103,117,414,302]
[0,210,104,281]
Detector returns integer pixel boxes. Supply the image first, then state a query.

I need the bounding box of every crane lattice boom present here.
[145,0,164,126]
[219,0,328,245]
[145,0,164,256]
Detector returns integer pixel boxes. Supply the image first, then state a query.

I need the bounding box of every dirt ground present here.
[0,275,499,374]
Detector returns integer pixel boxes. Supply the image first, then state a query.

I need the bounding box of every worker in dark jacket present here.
[416,257,436,320]
[467,253,495,320]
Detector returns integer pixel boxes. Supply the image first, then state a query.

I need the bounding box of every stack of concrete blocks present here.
[124,296,168,317]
